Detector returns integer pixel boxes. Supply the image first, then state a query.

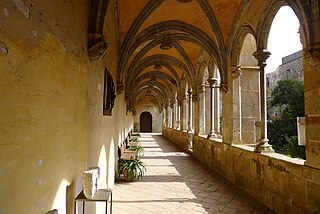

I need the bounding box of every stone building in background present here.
[267,50,303,94]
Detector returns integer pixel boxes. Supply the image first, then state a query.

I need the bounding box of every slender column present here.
[192,93,198,134]
[205,85,211,133]
[176,97,180,129]
[181,93,188,131]
[169,102,172,128]
[232,66,242,143]
[166,104,170,127]
[171,99,176,129]
[198,84,206,135]
[207,77,218,139]
[187,89,194,133]
[214,82,220,135]
[162,107,166,127]
[253,49,273,152]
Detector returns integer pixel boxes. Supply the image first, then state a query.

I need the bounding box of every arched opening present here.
[266,6,305,159]
[140,111,152,132]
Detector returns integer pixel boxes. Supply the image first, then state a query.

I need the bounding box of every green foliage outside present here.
[267,79,305,159]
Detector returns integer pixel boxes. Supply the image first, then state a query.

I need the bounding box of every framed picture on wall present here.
[103,68,116,116]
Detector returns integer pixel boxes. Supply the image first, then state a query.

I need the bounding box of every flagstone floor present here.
[112,133,273,214]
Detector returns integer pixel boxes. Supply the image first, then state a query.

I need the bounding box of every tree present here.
[267,79,305,159]
[270,79,304,118]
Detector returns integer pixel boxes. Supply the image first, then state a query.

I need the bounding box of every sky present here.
[266,6,302,73]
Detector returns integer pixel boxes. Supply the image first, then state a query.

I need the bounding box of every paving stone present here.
[112,133,271,213]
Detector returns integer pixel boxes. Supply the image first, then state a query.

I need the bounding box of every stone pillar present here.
[207,77,218,139]
[171,99,176,129]
[205,85,211,134]
[253,49,273,152]
[162,107,166,127]
[181,93,188,131]
[304,45,320,168]
[240,66,260,144]
[232,66,242,143]
[176,97,181,130]
[198,84,206,135]
[166,104,170,127]
[193,93,198,135]
[169,102,173,128]
[214,81,220,136]
[187,89,194,133]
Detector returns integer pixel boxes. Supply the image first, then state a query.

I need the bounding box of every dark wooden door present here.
[140,112,152,132]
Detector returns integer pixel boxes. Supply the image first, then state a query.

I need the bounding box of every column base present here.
[187,129,194,134]
[207,131,217,139]
[254,139,274,153]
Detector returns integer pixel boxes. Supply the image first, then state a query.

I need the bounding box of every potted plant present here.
[118,158,146,181]
[128,144,144,159]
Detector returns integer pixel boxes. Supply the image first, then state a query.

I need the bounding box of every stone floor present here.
[113,133,273,214]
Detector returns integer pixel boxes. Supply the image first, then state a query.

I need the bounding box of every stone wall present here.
[0,0,133,213]
[134,105,163,133]
[266,51,304,90]
[163,127,320,213]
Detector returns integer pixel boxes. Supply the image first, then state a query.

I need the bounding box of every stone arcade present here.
[0,0,319,213]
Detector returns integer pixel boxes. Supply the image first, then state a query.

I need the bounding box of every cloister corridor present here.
[113,133,272,214]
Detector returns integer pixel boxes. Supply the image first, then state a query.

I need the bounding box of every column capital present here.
[304,43,320,68]
[187,88,193,95]
[181,92,188,100]
[231,65,242,78]
[192,94,197,102]
[198,84,206,93]
[207,77,219,87]
[253,49,271,67]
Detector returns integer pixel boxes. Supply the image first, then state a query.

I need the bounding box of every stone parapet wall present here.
[163,128,320,213]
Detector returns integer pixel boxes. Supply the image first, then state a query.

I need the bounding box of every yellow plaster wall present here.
[86,0,134,210]
[0,33,89,214]
[0,0,134,213]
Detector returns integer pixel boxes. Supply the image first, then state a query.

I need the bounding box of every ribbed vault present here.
[114,0,240,112]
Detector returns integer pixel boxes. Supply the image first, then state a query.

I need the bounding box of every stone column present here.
[162,107,166,127]
[169,102,173,128]
[178,99,183,131]
[171,99,176,129]
[207,77,218,139]
[187,89,194,133]
[253,49,273,152]
[232,66,242,143]
[205,85,211,134]
[176,97,180,129]
[192,93,198,135]
[181,93,188,131]
[304,45,320,168]
[198,84,206,135]
[166,104,170,127]
[214,81,220,136]
[240,66,260,144]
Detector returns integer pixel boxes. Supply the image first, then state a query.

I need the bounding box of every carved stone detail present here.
[304,44,320,68]
[117,82,124,94]
[88,33,108,61]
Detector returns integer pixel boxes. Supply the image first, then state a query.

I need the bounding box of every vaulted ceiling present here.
[115,0,245,111]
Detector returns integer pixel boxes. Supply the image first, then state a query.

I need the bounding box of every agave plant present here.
[118,158,146,181]
[131,133,141,137]
[128,144,144,159]
[129,136,140,143]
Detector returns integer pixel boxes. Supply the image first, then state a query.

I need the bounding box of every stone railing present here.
[162,127,320,213]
